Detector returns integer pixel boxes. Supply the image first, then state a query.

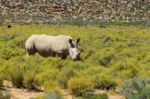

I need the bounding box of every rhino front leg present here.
[56,53,67,59]
[26,48,36,56]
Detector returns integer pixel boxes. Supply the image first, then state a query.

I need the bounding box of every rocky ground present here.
[0,0,149,23]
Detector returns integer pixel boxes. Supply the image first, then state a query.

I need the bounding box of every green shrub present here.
[22,57,45,89]
[36,69,59,85]
[81,48,95,60]
[0,59,6,87]
[0,33,19,41]
[88,49,115,66]
[0,47,25,60]
[112,58,138,71]
[43,80,60,94]
[4,57,26,88]
[7,65,24,88]
[82,66,105,76]
[127,88,150,99]
[93,73,116,90]
[0,91,11,99]
[81,92,108,99]
[39,57,64,69]
[57,67,78,88]
[121,78,150,99]
[0,47,15,60]
[8,36,27,49]
[102,36,114,47]
[111,58,141,80]
[98,53,115,66]
[36,92,64,99]
[68,77,94,96]
[23,71,37,90]
[0,74,4,88]
[89,93,108,99]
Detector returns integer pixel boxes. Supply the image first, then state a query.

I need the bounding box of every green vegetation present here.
[36,92,64,99]
[93,73,116,90]
[68,77,93,96]
[0,91,11,99]
[0,24,150,98]
[89,93,108,99]
[121,78,150,99]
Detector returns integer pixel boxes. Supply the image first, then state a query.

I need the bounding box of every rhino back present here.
[33,35,71,56]
[52,35,72,52]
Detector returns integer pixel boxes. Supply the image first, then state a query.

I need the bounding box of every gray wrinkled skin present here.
[25,34,80,60]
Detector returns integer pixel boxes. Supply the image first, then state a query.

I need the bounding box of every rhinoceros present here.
[25,34,81,60]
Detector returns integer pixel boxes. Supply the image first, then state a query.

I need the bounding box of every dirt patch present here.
[2,80,44,99]
[1,81,125,99]
[60,89,73,99]
[95,89,125,99]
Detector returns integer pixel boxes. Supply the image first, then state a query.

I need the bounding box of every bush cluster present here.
[68,77,94,96]
[121,78,150,99]
[93,73,116,90]
[0,91,11,99]
[89,93,108,99]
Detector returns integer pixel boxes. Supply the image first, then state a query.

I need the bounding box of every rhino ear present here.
[69,39,74,48]
[76,38,80,45]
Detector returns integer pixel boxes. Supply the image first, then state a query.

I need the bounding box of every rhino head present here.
[68,38,81,61]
